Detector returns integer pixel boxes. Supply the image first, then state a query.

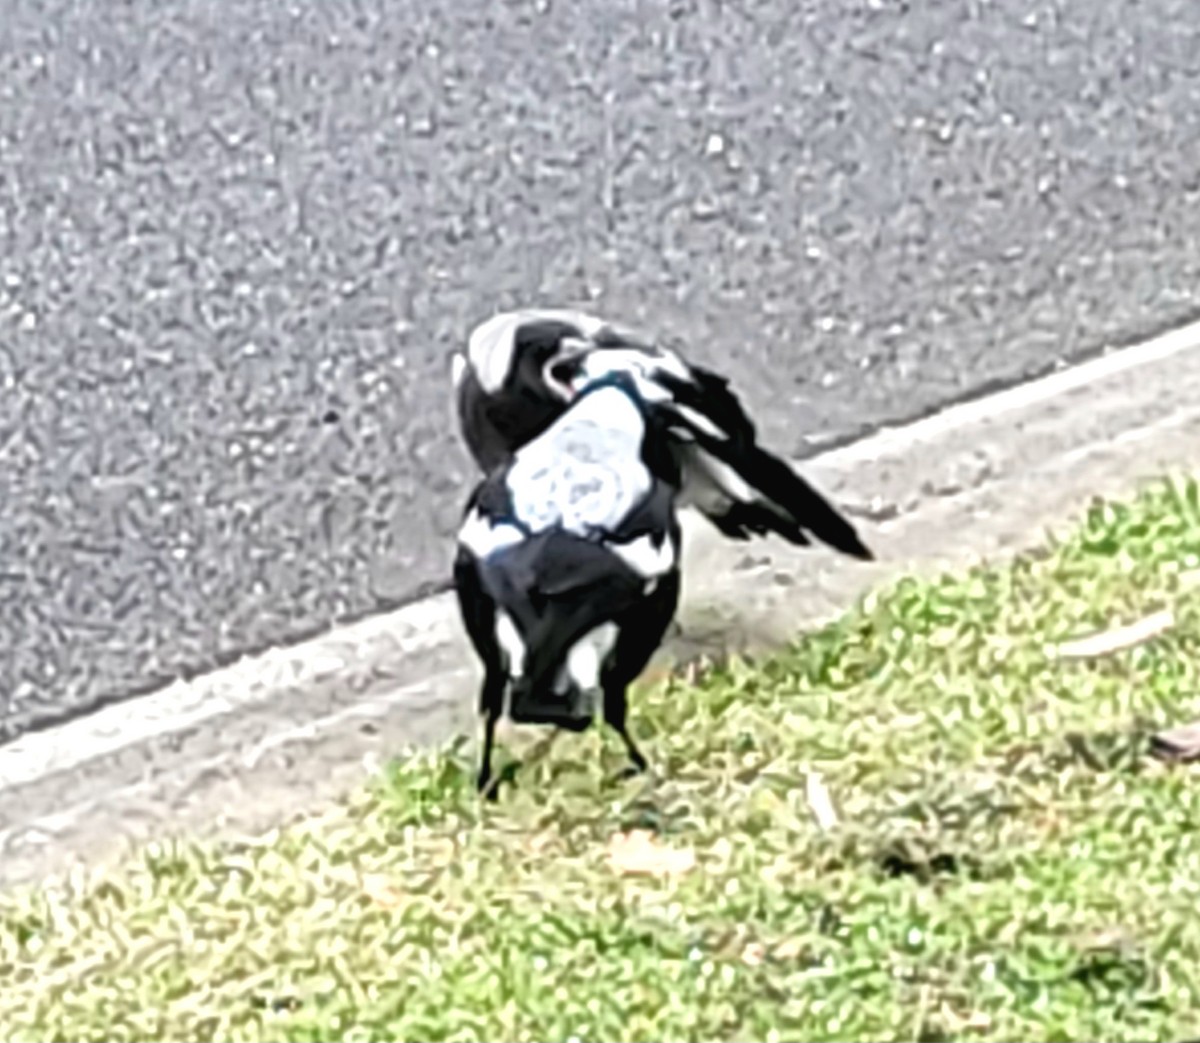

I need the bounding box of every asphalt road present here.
[3,0,1200,740]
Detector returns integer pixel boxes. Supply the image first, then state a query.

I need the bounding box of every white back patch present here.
[507,386,650,537]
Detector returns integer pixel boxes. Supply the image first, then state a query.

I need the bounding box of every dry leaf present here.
[740,942,766,966]
[1150,719,1200,763]
[606,829,696,877]
[1074,925,1137,953]
[1052,609,1174,659]
[420,837,458,868]
[946,1007,992,1032]
[639,665,673,687]
[805,770,839,830]
[1178,568,1200,592]
[772,937,805,960]
[963,1011,992,1031]
[526,831,558,854]
[361,873,405,909]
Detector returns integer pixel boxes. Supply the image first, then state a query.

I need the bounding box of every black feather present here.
[676,428,873,560]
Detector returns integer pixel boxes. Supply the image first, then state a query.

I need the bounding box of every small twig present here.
[805,770,839,831]
[1051,609,1175,660]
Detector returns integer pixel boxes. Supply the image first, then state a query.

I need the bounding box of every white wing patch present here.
[507,387,650,538]
[673,403,729,441]
[679,445,762,513]
[459,507,525,559]
[609,532,677,580]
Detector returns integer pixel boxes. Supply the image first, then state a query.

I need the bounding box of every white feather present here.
[673,403,729,441]
[564,622,619,711]
[679,445,762,513]
[466,313,521,394]
[459,507,524,559]
[494,612,525,678]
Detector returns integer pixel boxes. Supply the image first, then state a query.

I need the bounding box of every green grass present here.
[6,477,1200,1042]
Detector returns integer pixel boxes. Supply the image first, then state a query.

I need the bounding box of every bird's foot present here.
[477,772,500,802]
[615,752,649,781]
[478,761,522,802]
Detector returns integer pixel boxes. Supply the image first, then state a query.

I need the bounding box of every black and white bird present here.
[452,367,683,799]
[452,308,873,562]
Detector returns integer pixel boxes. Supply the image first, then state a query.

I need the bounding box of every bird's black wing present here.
[691,430,871,559]
[559,333,871,559]
[454,365,510,474]
[457,309,872,559]
[602,475,681,553]
[644,375,873,561]
[653,363,759,450]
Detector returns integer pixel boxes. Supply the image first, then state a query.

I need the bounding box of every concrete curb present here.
[4,321,1200,890]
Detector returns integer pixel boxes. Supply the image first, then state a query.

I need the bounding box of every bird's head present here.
[466,309,607,404]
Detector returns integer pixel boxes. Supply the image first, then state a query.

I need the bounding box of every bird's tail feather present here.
[515,573,644,707]
[476,535,650,723]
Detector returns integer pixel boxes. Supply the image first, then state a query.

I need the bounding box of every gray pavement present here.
[3,0,1200,739]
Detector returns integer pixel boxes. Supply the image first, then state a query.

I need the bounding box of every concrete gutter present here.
[4,320,1200,890]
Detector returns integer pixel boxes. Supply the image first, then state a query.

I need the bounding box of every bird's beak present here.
[541,337,593,401]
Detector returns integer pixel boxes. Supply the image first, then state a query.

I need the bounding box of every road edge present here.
[5,321,1200,889]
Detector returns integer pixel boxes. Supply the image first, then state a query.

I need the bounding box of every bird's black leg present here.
[603,680,648,776]
[477,711,498,799]
[477,670,505,801]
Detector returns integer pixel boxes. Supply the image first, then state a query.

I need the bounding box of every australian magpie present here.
[452,308,873,561]
[453,367,683,799]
